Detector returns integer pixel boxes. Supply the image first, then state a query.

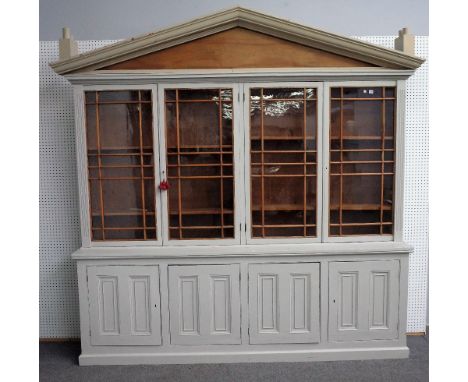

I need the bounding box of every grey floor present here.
[40,336,428,382]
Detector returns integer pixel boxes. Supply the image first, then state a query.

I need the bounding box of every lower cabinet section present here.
[87,265,161,346]
[248,263,320,344]
[78,254,409,365]
[168,264,241,345]
[328,260,400,341]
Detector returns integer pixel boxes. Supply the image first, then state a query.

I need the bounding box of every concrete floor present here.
[39,335,428,382]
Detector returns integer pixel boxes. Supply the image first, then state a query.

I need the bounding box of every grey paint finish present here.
[87,265,162,346]
[328,260,400,342]
[39,0,428,41]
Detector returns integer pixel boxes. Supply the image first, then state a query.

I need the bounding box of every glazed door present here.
[244,83,323,244]
[158,84,243,245]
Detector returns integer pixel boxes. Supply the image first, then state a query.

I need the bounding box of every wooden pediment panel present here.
[101,28,376,70]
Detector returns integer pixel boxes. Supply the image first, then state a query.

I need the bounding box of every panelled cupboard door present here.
[87,266,161,346]
[248,263,320,344]
[168,264,241,345]
[328,260,399,342]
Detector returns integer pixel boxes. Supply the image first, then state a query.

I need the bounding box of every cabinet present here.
[168,264,241,344]
[328,260,400,341]
[248,263,320,344]
[87,266,161,345]
[52,6,423,365]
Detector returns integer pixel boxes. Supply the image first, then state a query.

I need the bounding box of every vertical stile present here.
[138,90,148,239]
[219,89,225,238]
[339,87,344,236]
[260,88,265,238]
[303,88,307,237]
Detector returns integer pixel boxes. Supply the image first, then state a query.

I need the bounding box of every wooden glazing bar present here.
[219,89,225,238]
[329,203,391,210]
[330,160,394,164]
[253,224,317,228]
[88,153,152,157]
[251,136,314,140]
[137,91,148,239]
[329,172,394,176]
[168,225,234,230]
[380,87,386,234]
[251,174,317,178]
[167,144,233,149]
[85,101,152,105]
[167,163,232,167]
[252,204,316,211]
[168,175,233,179]
[176,89,183,239]
[252,150,317,154]
[257,98,317,101]
[330,97,395,101]
[95,91,106,240]
[168,208,233,215]
[89,177,155,180]
[166,151,233,155]
[251,162,317,166]
[94,227,156,231]
[330,148,394,152]
[330,136,394,140]
[89,164,154,169]
[88,145,153,150]
[165,99,232,103]
[330,222,392,227]
[92,211,155,216]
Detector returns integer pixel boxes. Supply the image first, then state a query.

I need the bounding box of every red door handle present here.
[159,180,170,190]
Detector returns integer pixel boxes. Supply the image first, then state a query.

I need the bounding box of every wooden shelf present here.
[329,203,391,211]
[330,136,394,140]
[251,136,316,140]
[91,211,155,217]
[169,208,233,215]
[252,204,316,212]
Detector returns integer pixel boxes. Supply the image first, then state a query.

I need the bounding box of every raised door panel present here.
[88,266,161,346]
[249,263,320,344]
[329,260,399,342]
[168,264,241,345]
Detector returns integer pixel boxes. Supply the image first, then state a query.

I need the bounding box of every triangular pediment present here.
[50,7,424,74]
[101,28,375,70]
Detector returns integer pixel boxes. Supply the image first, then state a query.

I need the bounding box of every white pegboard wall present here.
[39,37,429,338]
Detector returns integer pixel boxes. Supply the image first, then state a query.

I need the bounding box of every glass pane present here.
[250,87,318,238]
[329,87,395,236]
[84,90,157,241]
[165,88,235,240]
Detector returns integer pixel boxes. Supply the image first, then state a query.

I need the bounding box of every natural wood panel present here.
[102,28,376,70]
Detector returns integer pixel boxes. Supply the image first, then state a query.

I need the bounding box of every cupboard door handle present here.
[159,180,170,190]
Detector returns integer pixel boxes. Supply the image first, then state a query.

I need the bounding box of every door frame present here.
[242,82,324,245]
[157,83,244,246]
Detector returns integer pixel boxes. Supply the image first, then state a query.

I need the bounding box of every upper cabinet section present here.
[101,28,375,70]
